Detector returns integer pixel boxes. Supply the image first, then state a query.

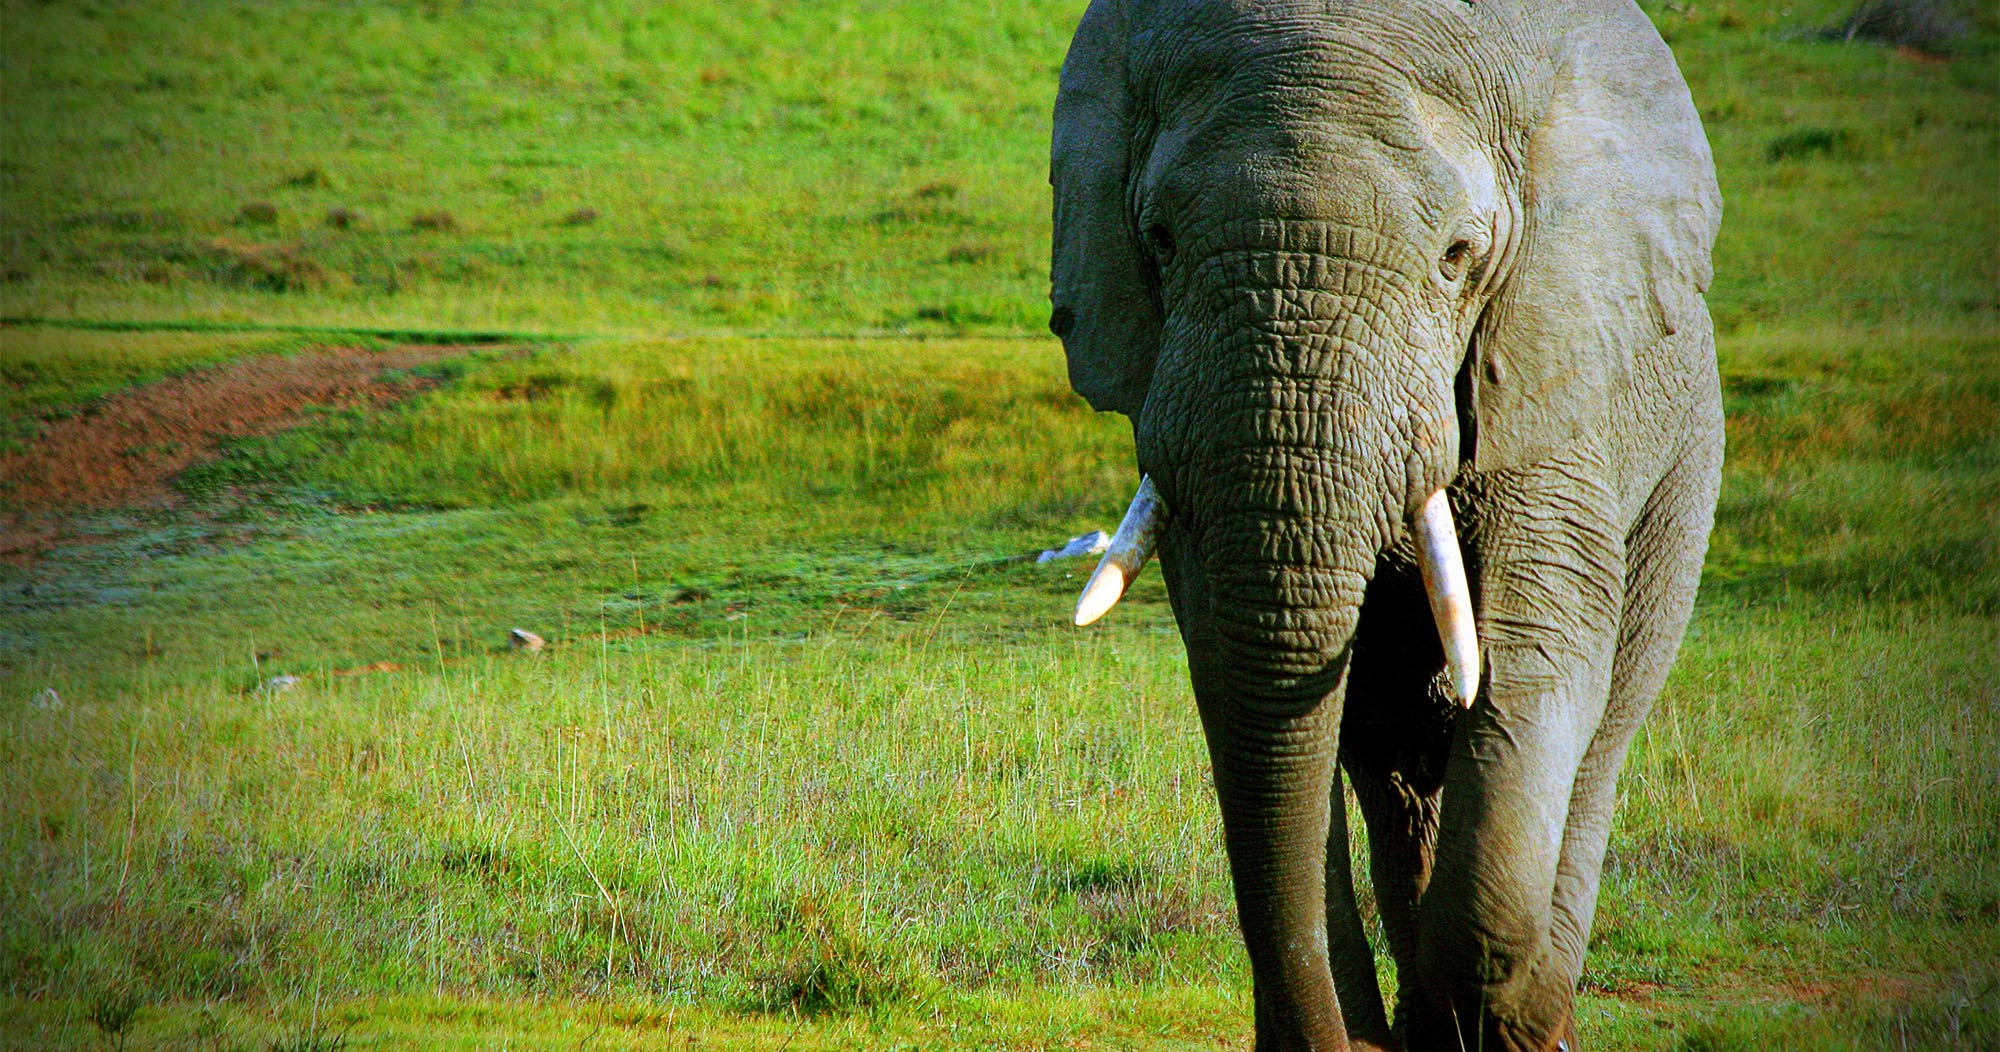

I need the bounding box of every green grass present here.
[1706,325,1998,614]
[4,323,1993,1049]
[5,583,1996,1048]
[1,0,1073,335]
[3,1,1995,338]
[3,0,1997,1048]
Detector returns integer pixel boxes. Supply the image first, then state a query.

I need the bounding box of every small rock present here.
[1038,530,1111,563]
[260,675,302,694]
[32,688,62,710]
[509,628,546,652]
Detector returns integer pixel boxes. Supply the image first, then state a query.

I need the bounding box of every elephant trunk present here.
[1163,433,1393,1047]
[1131,262,1463,1046]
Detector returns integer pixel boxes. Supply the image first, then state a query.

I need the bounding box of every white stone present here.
[1037,530,1110,563]
[509,628,546,652]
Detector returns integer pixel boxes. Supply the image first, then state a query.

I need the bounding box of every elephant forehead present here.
[1137,22,1416,149]
[1144,117,1453,244]
[1132,0,1475,80]
[1134,28,1480,236]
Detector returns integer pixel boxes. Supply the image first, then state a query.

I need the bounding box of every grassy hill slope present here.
[2,1,1996,1049]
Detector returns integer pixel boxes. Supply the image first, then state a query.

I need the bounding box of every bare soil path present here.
[0,344,468,562]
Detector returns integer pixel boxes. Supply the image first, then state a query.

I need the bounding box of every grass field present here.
[2,1,1997,1049]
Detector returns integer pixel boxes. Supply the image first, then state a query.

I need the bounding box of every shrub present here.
[1823,0,1972,54]
[280,166,332,189]
[196,239,332,292]
[1766,127,1861,162]
[86,984,142,1051]
[752,896,915,1015]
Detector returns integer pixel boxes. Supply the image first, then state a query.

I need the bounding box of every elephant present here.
[1049,1,1722,1049]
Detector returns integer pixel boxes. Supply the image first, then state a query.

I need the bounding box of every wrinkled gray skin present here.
[1049,1,1722,1049]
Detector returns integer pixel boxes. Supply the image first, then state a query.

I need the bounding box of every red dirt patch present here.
[1590,978,1671,1004]
[0,344,468,562]
[1782,974,1930,1005]
[331,660,407,676]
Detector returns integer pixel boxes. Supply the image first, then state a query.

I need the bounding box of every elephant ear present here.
[1469,21,1720,471]
[1051,0,1159,417]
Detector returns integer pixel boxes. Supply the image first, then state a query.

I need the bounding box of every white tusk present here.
[1414,489,1480,708]
[1073,475,1168,627]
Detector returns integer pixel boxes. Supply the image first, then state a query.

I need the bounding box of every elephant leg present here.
[1341,559,1453,1035]
[1549,435,1723,981]
[1347,764,1441,1035]
[1407,474,1628,1052]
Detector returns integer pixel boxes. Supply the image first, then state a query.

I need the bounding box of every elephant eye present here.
[1144,222,1177,269]
[1438,239,1474,283]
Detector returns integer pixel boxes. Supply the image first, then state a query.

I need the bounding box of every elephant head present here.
[1052,1,1721,1049]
